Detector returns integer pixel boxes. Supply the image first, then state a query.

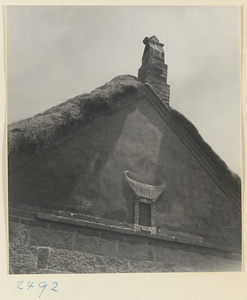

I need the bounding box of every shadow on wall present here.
[8,99,131,218]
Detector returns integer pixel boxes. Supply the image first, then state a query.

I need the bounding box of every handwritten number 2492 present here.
[17,281,58,298]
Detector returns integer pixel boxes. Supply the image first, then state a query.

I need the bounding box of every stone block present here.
[118,241,155,261]
[29,227,74,250]
[49,248,132,274]
[9,223,28,246]
[74,233,118,257]
[155,246,178,267]
[94,255,131,273]
[37,247,50,269]
[175,249,203,269]
[9,245,37,271]
[48,248,98,273]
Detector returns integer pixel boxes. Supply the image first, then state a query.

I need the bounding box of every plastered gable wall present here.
[8,89,240,250]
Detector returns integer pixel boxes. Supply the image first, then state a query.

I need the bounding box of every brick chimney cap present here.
[143,36,164,47]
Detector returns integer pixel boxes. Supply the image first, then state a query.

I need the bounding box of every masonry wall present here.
[8,89,241,252]
[9,207,241,274]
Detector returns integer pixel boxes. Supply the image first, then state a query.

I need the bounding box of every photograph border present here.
[1,1,246,300]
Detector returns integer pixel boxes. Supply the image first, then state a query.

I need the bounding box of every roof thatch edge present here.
[168,107,241,193]
[8,75,142,157]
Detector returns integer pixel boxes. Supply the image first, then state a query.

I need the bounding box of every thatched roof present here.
[168,108,241,193]
[8,74,240,192]
[8,75,142,156]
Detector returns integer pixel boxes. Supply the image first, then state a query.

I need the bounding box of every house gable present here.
[8,83,241,252]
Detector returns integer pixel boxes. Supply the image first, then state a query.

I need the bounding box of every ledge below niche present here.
[35,211,240,259]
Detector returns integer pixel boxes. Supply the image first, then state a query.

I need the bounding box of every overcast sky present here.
[7,6,241,175]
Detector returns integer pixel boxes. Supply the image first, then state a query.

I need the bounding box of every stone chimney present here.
[138,36,170,106]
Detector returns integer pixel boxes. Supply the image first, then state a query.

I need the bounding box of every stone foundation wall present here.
[9,207,241,274]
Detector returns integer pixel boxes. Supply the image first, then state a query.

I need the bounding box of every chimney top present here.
[143,36,164,47]
[138,36,170,106]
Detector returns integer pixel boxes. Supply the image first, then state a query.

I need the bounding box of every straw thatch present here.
[169,108,241,192]
[8,75,142,156]
[8,74,240,192]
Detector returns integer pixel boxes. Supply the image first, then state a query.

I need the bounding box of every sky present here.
[7,6,241,175]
